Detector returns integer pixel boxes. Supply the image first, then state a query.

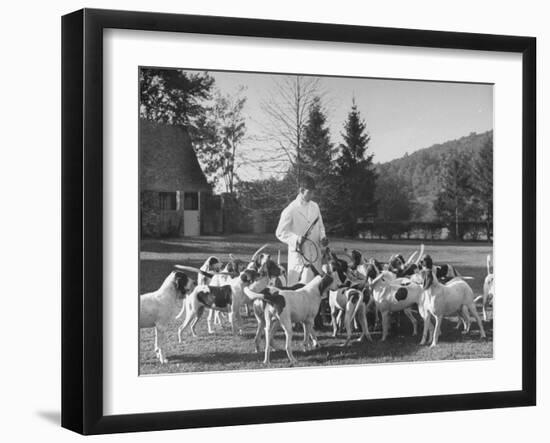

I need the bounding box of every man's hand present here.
[321,237,329,247]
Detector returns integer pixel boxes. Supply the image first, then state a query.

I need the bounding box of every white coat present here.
[275,194,326,285]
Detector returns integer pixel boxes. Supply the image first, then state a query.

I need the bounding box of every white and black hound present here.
[139,268,197,363]
[245,265,333,365]
[419,266,486,347]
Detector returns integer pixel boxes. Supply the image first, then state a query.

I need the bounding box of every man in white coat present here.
[276,176,329,285]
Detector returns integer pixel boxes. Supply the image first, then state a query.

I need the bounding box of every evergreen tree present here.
[139,68,214,131]
[299,97,335,215]
[473,135,493,241]
[375,174,412,222]
[335,100,377,236]
[434,149,475,240]
[301,97,333,177]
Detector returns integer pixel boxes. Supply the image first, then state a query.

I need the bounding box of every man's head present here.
[298,175,316,202]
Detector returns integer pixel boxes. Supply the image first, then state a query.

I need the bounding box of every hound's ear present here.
[208,256,219,266]
[241,269,258,283]
[260,287,273,296]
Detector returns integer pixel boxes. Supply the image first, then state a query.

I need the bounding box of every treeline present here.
[375,132,493,241]
[377,131,493,221]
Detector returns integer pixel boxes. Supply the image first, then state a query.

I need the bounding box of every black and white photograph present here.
[138,68,494,375]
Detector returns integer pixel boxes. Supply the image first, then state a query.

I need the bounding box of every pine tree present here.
[139,68,214,129]
[335,100,377,236]
[297,97,336,218]
[300,97,333,182]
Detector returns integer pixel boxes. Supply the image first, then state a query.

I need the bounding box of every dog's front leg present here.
[458,305,471,333]
[404,308,418,336]
[263,310,273,364]
[381,311,390,341]
[307,319,320,349]
[420,314,430,345]
[178,309,198,342]
[156,327,168,364]
[254,307,265,353]
[207,309,215,334]
[467,303,486,339]
[279,316,297,365]
[331,307,339,337]
[336,310,344,332]
[229,307,238,336]
[190,307,205,337]
[374,305,381,330]
[430,316,442,347]
[356,303,372,342]
[342,303,355,347]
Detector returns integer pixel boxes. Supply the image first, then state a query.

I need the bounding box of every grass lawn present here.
[139,234,493,375]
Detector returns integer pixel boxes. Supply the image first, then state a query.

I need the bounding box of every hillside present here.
[376,130,493,220]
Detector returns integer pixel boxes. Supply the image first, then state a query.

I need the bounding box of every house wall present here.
[139,120,216,237]
[140,190,184,237]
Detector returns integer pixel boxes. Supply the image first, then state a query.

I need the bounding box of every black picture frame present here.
[61,8,536,435]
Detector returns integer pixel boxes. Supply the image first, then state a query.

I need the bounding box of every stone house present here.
[140,119,221,237]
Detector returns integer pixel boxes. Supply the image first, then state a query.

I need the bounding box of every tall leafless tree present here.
[253,75,325,183]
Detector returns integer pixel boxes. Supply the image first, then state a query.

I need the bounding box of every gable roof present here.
[140,119,211,192]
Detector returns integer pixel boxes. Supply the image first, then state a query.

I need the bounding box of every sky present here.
[183,69,493,183]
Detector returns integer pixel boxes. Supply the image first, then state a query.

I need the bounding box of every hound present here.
[196,256,225,330]
[369,270,424,341]
[207,255,245,332]
[176,267,269,341]
[361,245,424,329]
[324,252,372,345]
[419,268,486,347]
[245,266,333,365]
[139,269,197,364]
[249,257,307,354]
[481,254,494,321]
[420,254,461,283]
[197,256,221,285]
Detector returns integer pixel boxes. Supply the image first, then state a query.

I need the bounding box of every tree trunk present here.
[455,207,459,241]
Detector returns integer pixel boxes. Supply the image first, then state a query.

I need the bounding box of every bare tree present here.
[194,86,247,194]
[254,75,325,182]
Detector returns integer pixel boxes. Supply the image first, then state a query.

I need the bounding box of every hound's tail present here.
[244,287,285,314]
[345,288,363,330]
[487,254,492,276]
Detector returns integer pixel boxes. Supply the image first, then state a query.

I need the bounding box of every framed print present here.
[61,8,536,435]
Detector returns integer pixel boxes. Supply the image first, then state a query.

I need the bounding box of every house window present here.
[159,192,177,210]
[183,192,199,210]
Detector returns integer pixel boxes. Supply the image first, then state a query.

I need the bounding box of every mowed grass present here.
[139,234,493,375]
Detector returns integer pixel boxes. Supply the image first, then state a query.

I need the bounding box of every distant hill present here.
[376,130,493,221]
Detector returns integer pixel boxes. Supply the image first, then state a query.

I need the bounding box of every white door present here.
[183,192,200,236]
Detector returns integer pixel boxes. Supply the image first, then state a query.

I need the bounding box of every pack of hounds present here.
[140,244,494,365]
